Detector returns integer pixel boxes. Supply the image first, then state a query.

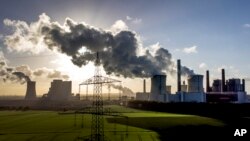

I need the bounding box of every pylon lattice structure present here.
[79,52,121,141]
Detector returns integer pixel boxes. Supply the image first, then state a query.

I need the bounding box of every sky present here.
[0,0,250,96]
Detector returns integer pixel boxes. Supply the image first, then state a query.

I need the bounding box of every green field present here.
[0,105,224,141]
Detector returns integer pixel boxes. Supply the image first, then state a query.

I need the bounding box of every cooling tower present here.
[25,81,37,100]
[187,75,204,92]
[150,75,166,101]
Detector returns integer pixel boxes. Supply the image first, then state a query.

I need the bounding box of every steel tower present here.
[79,52,121,141]
[91,52,104,141]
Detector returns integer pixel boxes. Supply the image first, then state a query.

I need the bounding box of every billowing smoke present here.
[32,67,69,79]
[41,19,172,77]
[181,66,195,76]
[0,59,30,84]
[0,52,69,84]
[47,70,69,80]
[12,72,31,82]
[3,13,195,77]
[109,84,134,95]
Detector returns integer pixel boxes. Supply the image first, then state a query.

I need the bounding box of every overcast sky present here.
[0,0,250,96]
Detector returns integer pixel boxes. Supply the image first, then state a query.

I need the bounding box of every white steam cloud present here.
[0,51,69,84]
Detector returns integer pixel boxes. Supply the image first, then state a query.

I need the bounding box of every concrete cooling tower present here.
[150,75,166,101]
[25,81,37,100]
[188,75,204,92]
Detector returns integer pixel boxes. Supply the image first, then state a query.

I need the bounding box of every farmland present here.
[0,105,224,141]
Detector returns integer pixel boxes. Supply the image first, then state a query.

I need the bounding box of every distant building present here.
[136,74,205,103]
[206,69,247,103]
[175,74,206,103]
[136,78,150,101]
[45,80,77,101]
[136,92,149,101]
[136,60,247,104]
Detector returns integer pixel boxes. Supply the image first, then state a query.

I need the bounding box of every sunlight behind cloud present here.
[50,53,95,82]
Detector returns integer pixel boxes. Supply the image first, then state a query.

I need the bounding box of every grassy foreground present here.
[0,105,224,141]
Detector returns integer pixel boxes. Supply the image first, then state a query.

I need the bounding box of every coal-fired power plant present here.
[206,69,247,103]
[47,80,72,101]
[25,81,37,100]
[139,59,206,103]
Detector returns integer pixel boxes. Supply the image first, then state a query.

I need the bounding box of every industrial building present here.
[206,69,247,103]
[25,81,37,100]
[136,60,206,103]
[43,80,79,101]
[136,60,247,103]
[135,79,150,101]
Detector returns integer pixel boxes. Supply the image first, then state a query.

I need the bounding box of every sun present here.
[51,53,95,82]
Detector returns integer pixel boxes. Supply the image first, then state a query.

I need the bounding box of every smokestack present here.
[177,59,181,92]
[143,79,146,93]
[221,69,226,92]
[242,79,245,92]
[25,81,37,100]
[206,70,210,92]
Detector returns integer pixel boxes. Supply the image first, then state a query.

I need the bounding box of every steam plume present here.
[4,13,195,77]
[0,52,69,84]
[109,84,134,95]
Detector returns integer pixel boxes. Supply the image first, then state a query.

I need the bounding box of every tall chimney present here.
[25,81,37,100]
[177,59,181,92]
[242,79,245,92]
[143,79,146,93]
[206,70,211,92]
[221,69,226,92]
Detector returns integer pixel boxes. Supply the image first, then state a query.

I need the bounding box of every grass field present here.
[0,105,224,141]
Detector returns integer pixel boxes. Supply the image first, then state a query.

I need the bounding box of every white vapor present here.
[183,46,198,54]
[243,24,250,28]
[3,13,51,54]
[110,20,128,34]
[126,16,142,24]
[199,63,207,69]
[0,51,69,84]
